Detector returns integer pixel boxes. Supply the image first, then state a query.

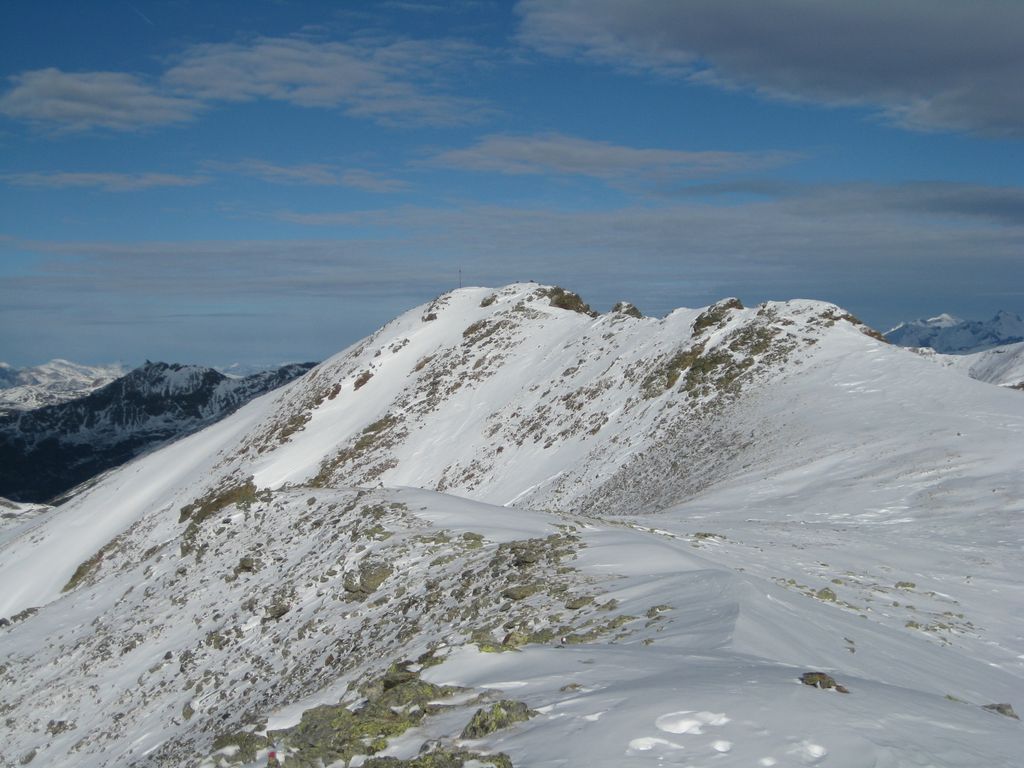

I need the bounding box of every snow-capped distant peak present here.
[925,312,961,326]
[886,310,1024,353]
[0,360,316,502]
[0,359,127,413]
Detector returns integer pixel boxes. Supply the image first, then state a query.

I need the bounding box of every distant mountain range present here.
[0,359,127,414]
[885,310,1024,353]
[0,360,315,503]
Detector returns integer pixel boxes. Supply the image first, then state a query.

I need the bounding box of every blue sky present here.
[1,0,1022,367]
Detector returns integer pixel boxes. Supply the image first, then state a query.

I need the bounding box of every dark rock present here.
[982,703,1019,720]
[800,671,849,693]
[461,700,534,739]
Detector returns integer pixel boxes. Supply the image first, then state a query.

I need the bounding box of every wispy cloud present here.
[0,69,199,132]
[672,180,1024,227]
[430,133,796,187]
[0,35,492,133]
[517,0,1024,137]
[1,171,209,192]
[162,36,492,127]
[263,182,1024,303]
[339,169,411,193]
[380,1,451,13]
[265,181,1024,312]
[206,160,344,186]
[207,159,410,192]
[5,179,1022,363]
[124,1,155,27]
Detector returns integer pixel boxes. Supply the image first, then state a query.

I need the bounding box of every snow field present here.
[1,285,1021,766]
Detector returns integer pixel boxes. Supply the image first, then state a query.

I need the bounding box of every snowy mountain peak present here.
[925,312,961,326]
[126,361,228,396]
[0,358,127,413]
[886,309,1024,352]
[184,284,887,515]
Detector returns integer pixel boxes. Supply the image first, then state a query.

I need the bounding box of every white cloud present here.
[339,169,411,193]
[162,36,491,126]
[263,182,1024,310]
[1,171,208,192]
[516,0,1024,137]
[207,160,343,186]
[429,132,795,185]
[5,181,1021,362]
[264,182,1024,310]
[0,69,198,132]
[208,160,409,192]
[0,35,492,133]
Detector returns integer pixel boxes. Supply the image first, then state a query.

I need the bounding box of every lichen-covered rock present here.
[211,731,268,764]
[564,595,593,610]
[800,671,849,693]
[501,630,529,648]
[262,601,290,622]
[692,297,743,334]
[815,587,837,602]
[363,746,513,767]
[982,703,1019,719]
[501,584,540,601]
[460,700,534,739]
[46,719,75,735]
[269,702,417,767]
[611,301,643,319]
[542,286,597,317]
[359,559,393,592]
[262,663,464,767]
[381,662,419,691]
[344,559,394,598]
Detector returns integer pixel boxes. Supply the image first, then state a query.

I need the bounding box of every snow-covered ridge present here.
[0,283,924,610]
[886,309,1024,353]
[226,285,886,515]
[1,284,1021,767]
[0,359,126,413]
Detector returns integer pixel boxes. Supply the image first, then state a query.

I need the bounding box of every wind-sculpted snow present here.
[915,341,1024,390]
[0,284,1021,767]
[0,495,50,536]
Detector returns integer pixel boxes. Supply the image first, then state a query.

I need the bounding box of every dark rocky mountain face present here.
[0,361,315,503]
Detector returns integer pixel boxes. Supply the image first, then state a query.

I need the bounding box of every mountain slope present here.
[210,285,886,515]
[915,341,1024,390]
[886,310,1024,352]
[0,284,1021,767]
[0,361,315,502]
